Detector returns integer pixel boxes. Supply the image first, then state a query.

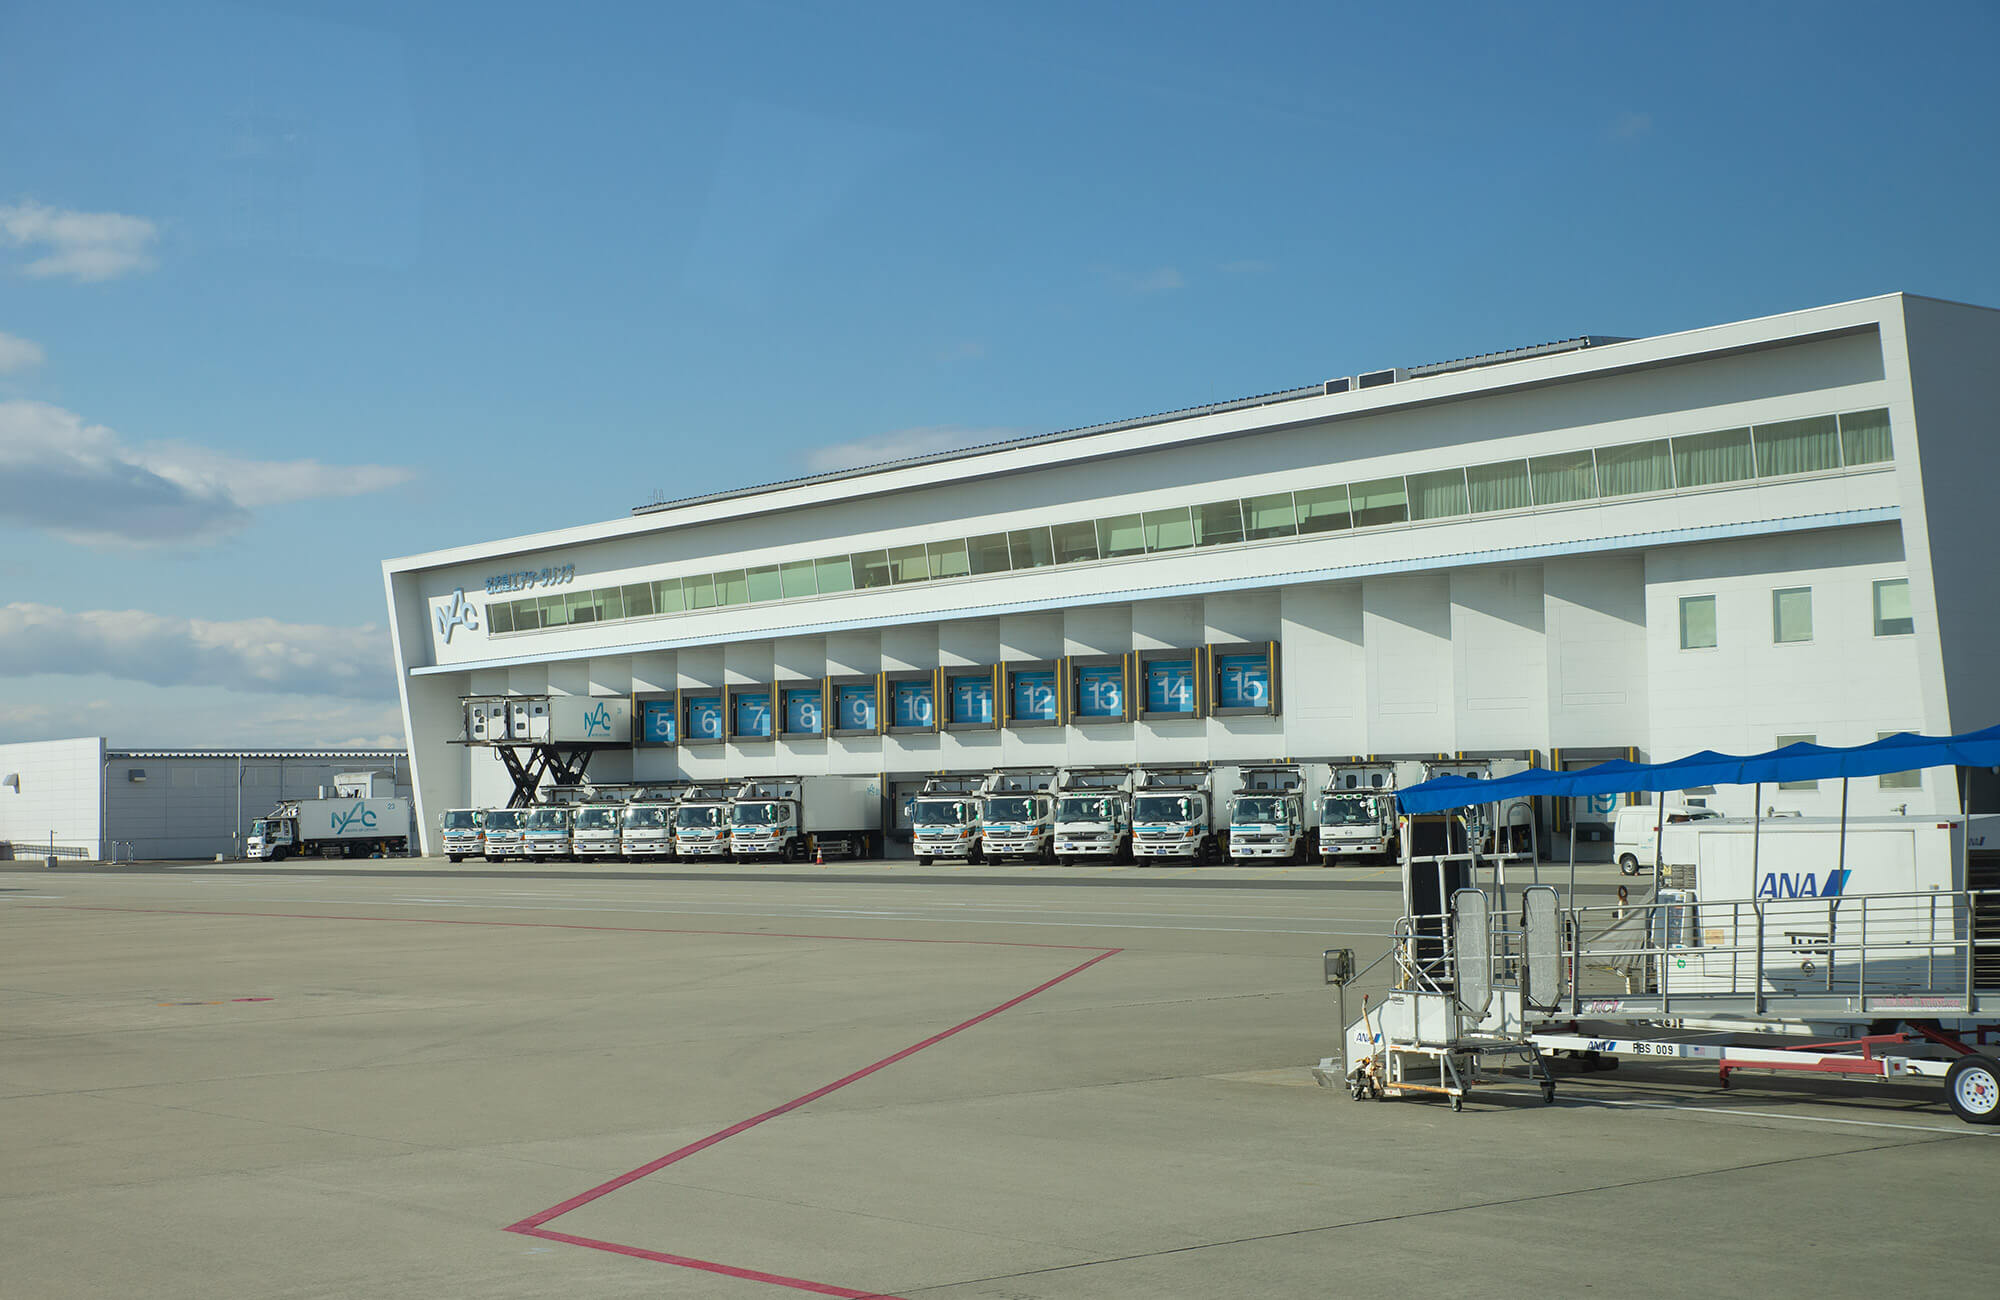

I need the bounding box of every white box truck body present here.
[910,777,986,864]
[672,787,736,858]
[1227,765,1315,863]
[1318,762,1418,863]
[979,771,1058,862]
[1054,769,1135,864]
[731,776,883,861]
[524,806,574,858]
[479,807,530,859]
[1130,768,1221,863]
[439,807,484,861]
[570,801,625,860]
[248,796,410,861]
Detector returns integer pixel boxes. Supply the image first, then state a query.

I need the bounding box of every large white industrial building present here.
[0,738,412,862]
[382,294,2000,857]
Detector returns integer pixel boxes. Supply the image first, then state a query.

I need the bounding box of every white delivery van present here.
[1614,803,1720,875]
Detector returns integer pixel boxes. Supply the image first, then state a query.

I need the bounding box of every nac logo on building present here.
[582,702,613,736]
[1756,869,1852,900]
[435,588,481,643]
[330,803,378,834]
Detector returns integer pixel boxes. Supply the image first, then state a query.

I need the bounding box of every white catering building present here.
[382,293,2000,856]
[0,738,412,862]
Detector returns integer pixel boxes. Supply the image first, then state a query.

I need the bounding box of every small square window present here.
[621,583,656,617]
[1095,514,1145,558]
[885,544,930,584]
[1877,730,1922,789]
[780,559,818,597]
[814,555,856,593]
[1051,521,1099,564]
[927,539,970,579]
[656,579,686,613]
[1772,587,1813,644]
[1242,493,1297,540]
[852,550,893,589]
[1295,486,1351,534]
[745,565,782,603]
[1873,579,1913,637]
[684,574,716,610]
[1776,733,1817,790]
[714,569,748,605]
[1142,508,1193,552]
[1679,595,1717,650]
[1008,527,1054,569]
[967,533,1011,575]
[1193,499,1245,546]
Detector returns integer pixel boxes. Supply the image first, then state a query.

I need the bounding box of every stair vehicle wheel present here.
[1945,1055,2000,1124]
[1450,1096,1463,1113]
[1618,854,1640,876]
[1541,1081,1557,1105]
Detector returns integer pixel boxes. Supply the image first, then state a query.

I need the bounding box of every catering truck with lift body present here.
[619,785,686,860]
[524,805,575,859]
[479,807,530,860]
[1318,762,1417,863]
[1227,765,1316,863]
[1053,768,1135,864]
[1421,757,1536,855]
[729,776,884,862]
[438,807,484,862]
[248,773,410,861]
[978,770,1059,863]
[910,775,987,864]
[672,785,736,858]
[569,794,628,861]
[1130,767,1223,864]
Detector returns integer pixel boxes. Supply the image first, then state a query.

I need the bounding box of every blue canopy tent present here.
[1395,724,2000,899]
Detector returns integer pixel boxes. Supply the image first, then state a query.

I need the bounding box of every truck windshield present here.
[527,809,568,830]
[676,805,724,828]
[623,807,665,828]
[251,819,275,836]
[910,799,972,826]
[485,810,526,830]
[1233,797,1287,823]
[574,808,616,830]
[733,802,783,826]
[984,797,1037,822]
[1133,795,1196,822]
[1057,796,1119,822]
[441,810,478,830]
[1323,795,1378,825]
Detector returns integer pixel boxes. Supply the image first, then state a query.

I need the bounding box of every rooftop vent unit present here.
[1321,376,1352,395]
[1356,368,1399,389]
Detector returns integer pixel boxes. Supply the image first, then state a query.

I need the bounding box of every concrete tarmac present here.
[3,871,1989,1298]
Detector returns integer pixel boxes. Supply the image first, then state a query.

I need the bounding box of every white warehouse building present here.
[382,294,2000,857]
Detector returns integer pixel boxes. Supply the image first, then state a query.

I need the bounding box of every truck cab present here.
[1318,764,1401,863]
[911,777,984,864]
[730,786,798,861]
[620,800,678,858]
[673,790,734,858]
[439,808,484,862]
[980,770,1057,863]
[480,808,529,860]
[1131,768,1219,863]
[570,803,624,860]
[1228,766,1312,863]
[247,816,295,860]
[524,806,574,859]
[1054,769,1134,865]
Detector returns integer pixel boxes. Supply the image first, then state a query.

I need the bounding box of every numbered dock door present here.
[884,777,929,859]
[1553,746,1636,861]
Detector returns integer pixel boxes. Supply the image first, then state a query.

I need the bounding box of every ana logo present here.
[330,802,378,834]
[582,702,613,735]
[1757,869,1851,900]
[435,588,481,642]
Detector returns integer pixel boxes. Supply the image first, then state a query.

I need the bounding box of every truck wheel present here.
[1040,843,1055,864]
[1946,1055,2000,1124]
[966,841,982,865]
[447,854,462,864]
[916,855,932,867]
[1618,854,1640,875]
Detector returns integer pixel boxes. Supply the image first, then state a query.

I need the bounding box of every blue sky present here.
[3,0,1997,745]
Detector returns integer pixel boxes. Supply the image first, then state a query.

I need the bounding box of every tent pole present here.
[1566,801,1577,906]
[1836,778,1849,884]
[1654,794,1667,886]
[1752,781,1763,892]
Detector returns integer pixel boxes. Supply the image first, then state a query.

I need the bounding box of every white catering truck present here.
[479,807,530,860]
[1317,762,1414,863]
[730,776,883,861]
[620,786,685,860]
[1227,765,1315,863]
[911,776,987,864]
[1130,768,1223,864]
[524,805,575,859]
[248,773,410,861]
[570,797,627,860]
[439,807,484,861]
[979,770,1059,863]
[672,786,736,858]
[1053,768,1135,864]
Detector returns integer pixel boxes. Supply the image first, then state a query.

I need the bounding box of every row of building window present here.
[634,645,1280,745]
[482,406,1896,638]
[1677,578,1911,650]
[1775,732,1922,791]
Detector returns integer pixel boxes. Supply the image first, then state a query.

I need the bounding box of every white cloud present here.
[0,200,159,281]
[0,399,418,546]
[0,603,395,701]
[0,330,44,373]
[805,425,1028,474]
[0,680,405,748]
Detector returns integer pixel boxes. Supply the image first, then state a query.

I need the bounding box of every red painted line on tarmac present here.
[31,904,1110,951]
[39,900,1125,1296]
[506,945,1120,1234]
[513,1226,901,1299]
